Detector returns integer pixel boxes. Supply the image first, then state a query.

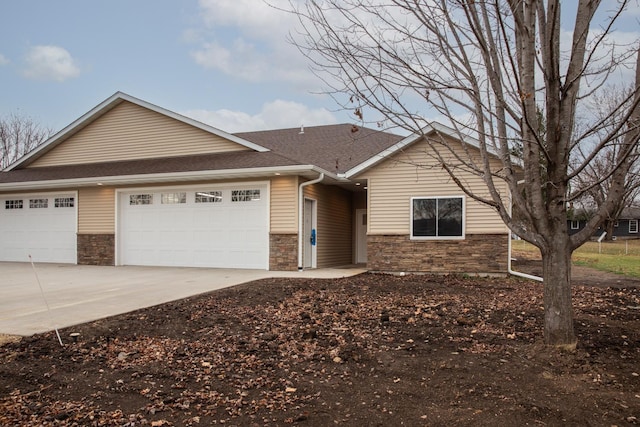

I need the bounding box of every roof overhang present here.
[4,92,270,171]
[343,121,521,178]
[0,165,346,192]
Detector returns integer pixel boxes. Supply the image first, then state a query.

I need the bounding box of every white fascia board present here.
[0,165,343,191]
[342,132,422,178]
[4,92,270,171]
[343,121,521,178]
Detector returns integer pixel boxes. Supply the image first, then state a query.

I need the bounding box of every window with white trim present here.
[571,220,579,230]
[54,197,74,208]
[411,196,464,239]
[630,219,639,234]
[195,191,223,203]
[231,189,261,202]
[30,198,48,209]
[5,200,23,210]
[130,194,152,205]
[161,192,187,204]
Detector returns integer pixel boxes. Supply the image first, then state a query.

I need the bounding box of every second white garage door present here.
[118,183,269,269]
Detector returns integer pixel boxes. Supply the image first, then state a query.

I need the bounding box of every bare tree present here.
[289,0,640,346]
[571,87,640,239]
[0,113,53,169]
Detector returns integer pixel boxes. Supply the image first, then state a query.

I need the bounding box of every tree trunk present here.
[541,235,576,347]
[604,220,615,241]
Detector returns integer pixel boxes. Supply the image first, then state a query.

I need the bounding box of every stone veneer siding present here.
[270,234,298,271]
[77,234,115,266]
[367,234,508,274]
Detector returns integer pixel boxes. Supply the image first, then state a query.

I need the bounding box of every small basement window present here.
[411,196,464,239]
[5,199,23,209]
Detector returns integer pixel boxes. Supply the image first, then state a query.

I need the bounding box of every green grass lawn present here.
[512,239,640,278]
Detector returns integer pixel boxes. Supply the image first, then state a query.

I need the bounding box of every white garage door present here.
[119,183,269,269]
[0,194,77,263]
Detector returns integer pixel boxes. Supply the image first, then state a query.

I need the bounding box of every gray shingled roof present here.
[236,124,403,174]
[0,151,301,184]
[0,124,403,185]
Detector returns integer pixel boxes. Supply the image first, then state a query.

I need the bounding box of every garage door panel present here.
[119,185,268,269]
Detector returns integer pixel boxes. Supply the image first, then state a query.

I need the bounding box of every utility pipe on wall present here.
[298,173,324,270]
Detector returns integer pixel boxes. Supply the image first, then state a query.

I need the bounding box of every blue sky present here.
[1,1,639,135]
[0,0,343,133]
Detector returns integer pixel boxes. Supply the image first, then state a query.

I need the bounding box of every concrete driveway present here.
[0,262,366,336]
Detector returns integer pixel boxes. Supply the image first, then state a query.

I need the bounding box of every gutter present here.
[0,165,342,192]
[298,172,325,270]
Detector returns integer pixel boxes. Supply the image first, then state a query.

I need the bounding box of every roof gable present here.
[7,92,269,170]
[344,122,515,178]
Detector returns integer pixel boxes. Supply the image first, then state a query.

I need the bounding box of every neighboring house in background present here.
[568,207,640,240]
[0,92,511,274]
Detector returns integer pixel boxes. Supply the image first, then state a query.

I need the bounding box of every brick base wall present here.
[77,234,115,266]
[367,234,508,274]
[270,234,298,271]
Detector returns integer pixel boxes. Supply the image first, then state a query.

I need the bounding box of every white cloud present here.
[197,0,295,40]
[0,53,9,65]
[191,39,267,82]
[182,99,337,132]
[190,0,318,87]
[23,45,81,82]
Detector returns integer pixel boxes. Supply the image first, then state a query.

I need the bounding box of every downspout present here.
[508,180,543,281]
[508,230,543,282]
[298,172,325,270]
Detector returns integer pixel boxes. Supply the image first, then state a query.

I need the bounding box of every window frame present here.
[4,199,24,210]
[231,189,261,202]
[630,219,639,234]
[29,198,49,209]
[410,195,465,240]
[570,220,580,230]
[195,191,223,204]
[129,194,153,205]
[161,192,187,204]
[54,197,75,208]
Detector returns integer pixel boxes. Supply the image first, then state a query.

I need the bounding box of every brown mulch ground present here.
[1,261,639,426]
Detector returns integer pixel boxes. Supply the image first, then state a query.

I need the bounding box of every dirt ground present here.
[1,259,639,426]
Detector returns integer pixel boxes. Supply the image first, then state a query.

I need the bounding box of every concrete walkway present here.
[0,262,366,336]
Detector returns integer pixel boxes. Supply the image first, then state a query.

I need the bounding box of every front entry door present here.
[356,209,368,263]
[303,198,317,268]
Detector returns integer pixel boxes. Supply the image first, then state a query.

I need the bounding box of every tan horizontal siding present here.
[305,183,352,268]
[270,175,298,233]
[78,187,115,234]
[361,138,508,235]
[30,101,249,168]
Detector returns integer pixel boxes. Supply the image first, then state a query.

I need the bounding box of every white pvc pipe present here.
[298,173,325,270]
[508,230,544,282]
